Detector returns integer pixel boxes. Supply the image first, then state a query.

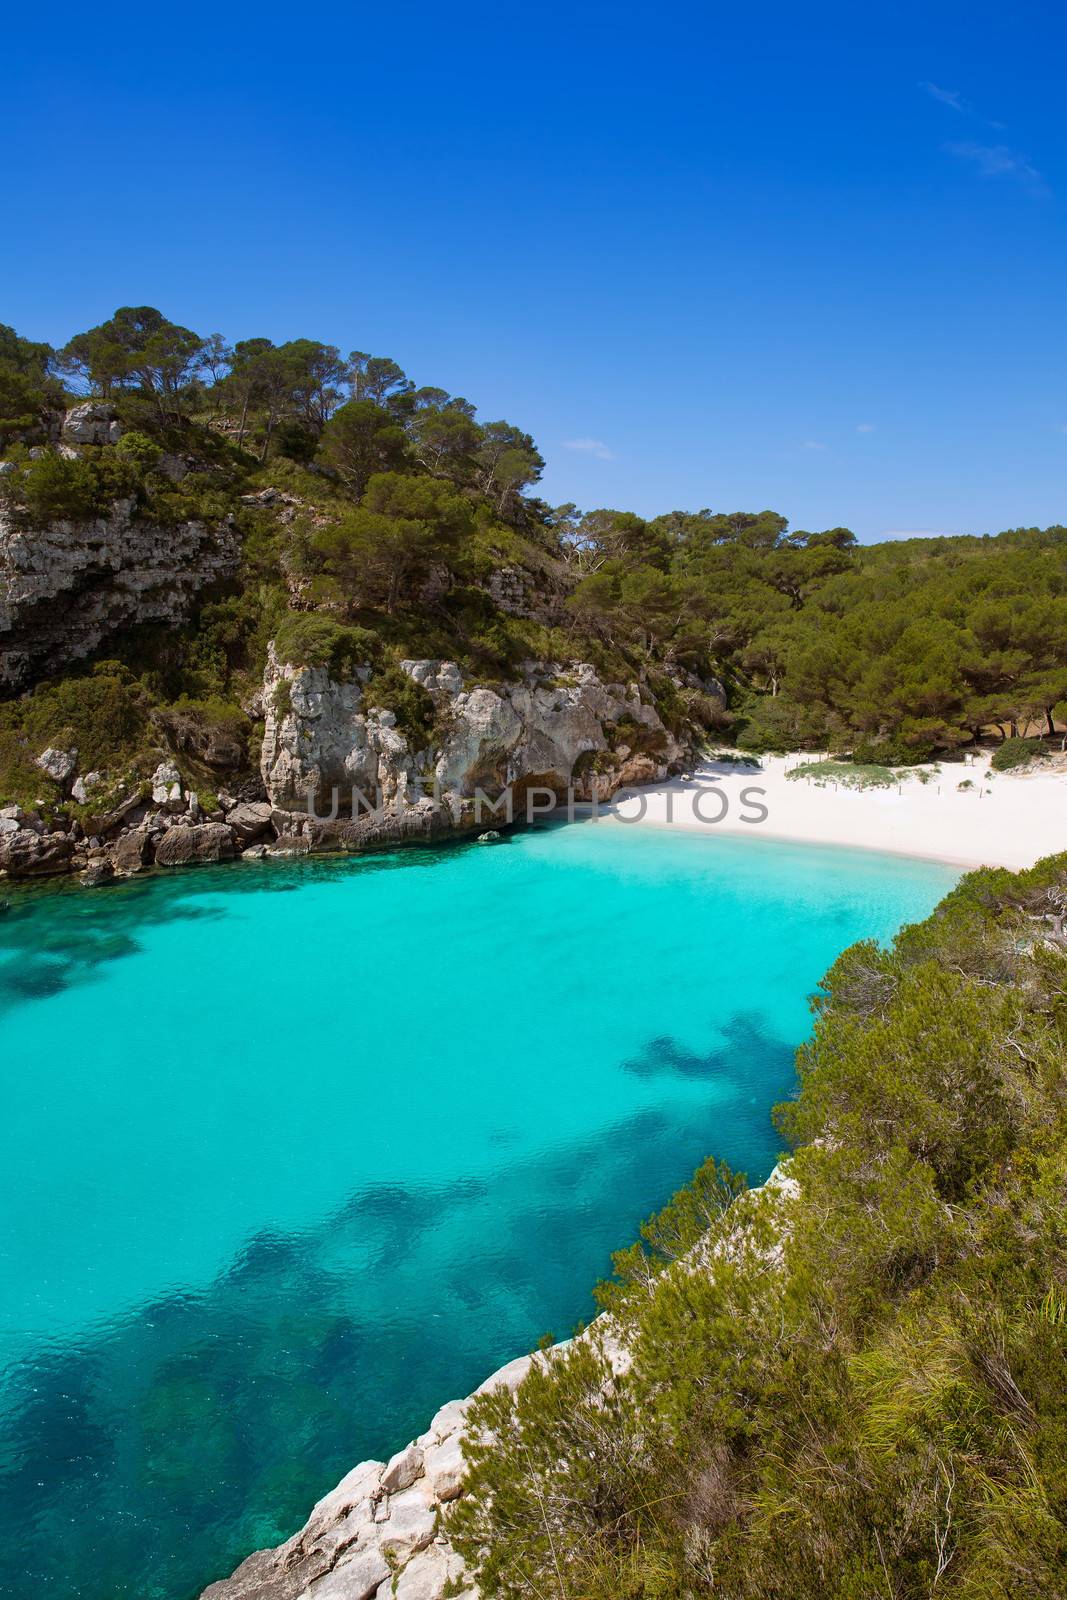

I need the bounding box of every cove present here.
[0,823,956,1600]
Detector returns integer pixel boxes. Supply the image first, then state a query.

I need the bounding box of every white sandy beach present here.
[600,754,1067,871]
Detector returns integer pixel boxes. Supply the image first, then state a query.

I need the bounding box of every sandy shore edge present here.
[579,752,1067,872]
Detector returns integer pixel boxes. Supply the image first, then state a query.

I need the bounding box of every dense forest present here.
[2,306,1066,810]
[450,853,1067,1597]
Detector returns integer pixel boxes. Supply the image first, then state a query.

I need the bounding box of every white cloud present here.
[562,437,615,460]
[945,140,1046,193]
[923,81,965,112]
[856,422,876,433]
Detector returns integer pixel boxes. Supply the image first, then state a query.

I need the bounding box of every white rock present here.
[377,1484,436,1559]
[381,1441,423,1493]
[70,770,102,805]
[428,1399,467,1441]
[35,746,78,784]
[61,402,122,446]
[420,1433,466,1503]
[473,1352,535,1397]
[392,1544,472,1600]
[304,1543,390,1600]
[151,760,183,806]
[306,1460,384,1537]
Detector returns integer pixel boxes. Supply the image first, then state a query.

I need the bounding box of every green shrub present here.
[363,663,436,747]
[18,452,101,521]
[852,734,938,765]
[114,430,164,470]
[990,735,1048,771]
[786,758,898,788]
[272,612,378,677]
[449,854,1067,1598]
[0,670,148,804]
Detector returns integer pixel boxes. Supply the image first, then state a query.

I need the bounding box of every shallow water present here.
[0,822,956,1599]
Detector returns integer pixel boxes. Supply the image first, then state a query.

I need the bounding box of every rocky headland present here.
[200,1166,798,1600]
[0,649,699,883]
[0,400,727,885]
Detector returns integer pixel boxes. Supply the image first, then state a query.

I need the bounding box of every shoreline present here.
[587,753,1067,873]
[202,1166,796,1600]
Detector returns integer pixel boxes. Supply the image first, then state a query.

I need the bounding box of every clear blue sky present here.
[4,0,1066,541]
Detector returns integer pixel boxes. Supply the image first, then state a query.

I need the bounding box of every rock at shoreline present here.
[226,801,274,843]
[0,827,74,878]
[197,1171,797,1600]
[110,830,151,874]
[154,823,235,867]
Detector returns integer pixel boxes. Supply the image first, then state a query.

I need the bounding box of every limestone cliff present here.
[0,497,240,690]
[261,649,690,849]
[0,647,715,880]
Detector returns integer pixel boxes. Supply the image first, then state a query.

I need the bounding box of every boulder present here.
[377,1485,436,1559]
[35,746,78,786]
[226,801,274,843]
[110,829,150,873]
[391,1545,473,1600]
[61,402,122,446]
[0,827,74,878]
[151,761,184,808]
[419,1433,466,1503]
[381,1442,423,1494]
[92,789,147,836]
[154,823,234,867]
[80,858,115,888]
[303,1546,389,1600]
[428,1399,468,1441]
[71,770,102,805]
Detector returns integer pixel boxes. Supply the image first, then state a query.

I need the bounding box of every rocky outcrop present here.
[154,821,236,866]
[0,809,75,876]
[0,650,710,882]
[201,1167,798,1600]
[199,1349,555,1600]
[61,402,123,448]
[0,498,241,690]
[261,651,691,851]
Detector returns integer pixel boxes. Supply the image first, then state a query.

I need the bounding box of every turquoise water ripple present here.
[0,822,955,1599]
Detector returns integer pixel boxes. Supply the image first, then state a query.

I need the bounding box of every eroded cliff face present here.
[0,642,714,880]
[0,498,240,690]
[260,649,691,850]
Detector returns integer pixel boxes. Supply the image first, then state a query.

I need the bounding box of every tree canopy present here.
[3,304,1067,763]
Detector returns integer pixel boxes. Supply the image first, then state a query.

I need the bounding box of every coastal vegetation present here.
[2,307,1067,810]
[449,854,1067,1597]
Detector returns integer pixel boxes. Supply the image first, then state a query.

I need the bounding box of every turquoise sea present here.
[0,821,956,1599]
